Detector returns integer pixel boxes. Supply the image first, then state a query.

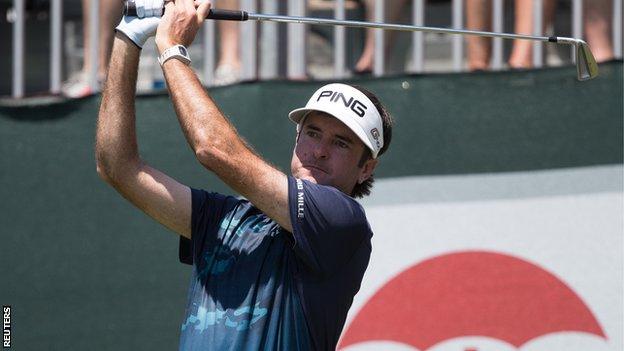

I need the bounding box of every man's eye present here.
[336,140,349,149]
[306,131,319,138]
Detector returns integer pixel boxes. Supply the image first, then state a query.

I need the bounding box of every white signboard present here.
[340,166,623,351]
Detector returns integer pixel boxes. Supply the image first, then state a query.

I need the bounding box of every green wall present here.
[1,62,622,350]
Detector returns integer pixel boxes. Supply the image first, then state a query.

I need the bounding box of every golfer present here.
[96,0,392,349]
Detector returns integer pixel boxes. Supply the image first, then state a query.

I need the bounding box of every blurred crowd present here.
[63,0,243,97]
[60,0,616,98]
[465,0,614,70]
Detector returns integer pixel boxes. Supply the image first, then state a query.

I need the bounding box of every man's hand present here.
[155,0,212,54]
[116,0,164,48]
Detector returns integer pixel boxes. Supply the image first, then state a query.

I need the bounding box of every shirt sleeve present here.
[179,188,237,265]
[287,176,372,276]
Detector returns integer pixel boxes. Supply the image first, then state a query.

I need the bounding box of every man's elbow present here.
[95,152,137,187]
[96,156,116,186]
[194,140,230,170]
[195,145,216,171]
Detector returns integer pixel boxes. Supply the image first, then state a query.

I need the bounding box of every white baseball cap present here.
[288,83,384,158]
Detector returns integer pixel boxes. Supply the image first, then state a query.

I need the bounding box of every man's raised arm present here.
[96,27,192,238]
[154,0,293,232]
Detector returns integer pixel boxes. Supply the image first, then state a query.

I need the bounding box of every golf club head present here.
[576,41,599,81]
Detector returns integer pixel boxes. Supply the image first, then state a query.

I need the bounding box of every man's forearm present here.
[96,33,142,181]
[161,59,246,160]
[159,58,283,203]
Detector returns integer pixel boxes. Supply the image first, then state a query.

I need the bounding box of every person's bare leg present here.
[543,0,556,28]
[584,0,614,62]
[355,0,375,72]
[81,0,92,75]
[217,0,241,69]
[98,0,124,81]
[354,0,411,73]
[212,0,241,85]
[465,0,492,70]
[508,0,533,68]
[62,0,94,97]
[508,0,555,68]
[384,0,411,62]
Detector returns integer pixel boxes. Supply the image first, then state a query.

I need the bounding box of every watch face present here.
[179,46,188,56]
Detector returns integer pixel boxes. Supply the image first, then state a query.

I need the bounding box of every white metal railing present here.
[50,0,62,94]
[572,0,582,62]
[373,0,385,76]
[492,0,503,69]
[8,0,624,99]
[288,0,307,78]
[88,0,100,91]
[334,0,346,77]
[202,11,216,85]
[241,0,257,80]
[452,0,463,71]
[411,0,424,72]
[260,0,279,79]
[12,0,24,98]
[616,0,623,56]
[533,0,543,67]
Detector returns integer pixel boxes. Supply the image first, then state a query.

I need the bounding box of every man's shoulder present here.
[293,178,370,233]
[295,178,366,212]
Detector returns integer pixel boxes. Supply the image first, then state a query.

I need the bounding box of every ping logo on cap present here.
[370,128,381,149]
[316,91,368,118]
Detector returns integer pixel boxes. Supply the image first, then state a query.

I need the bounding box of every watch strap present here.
[158,45,191,66]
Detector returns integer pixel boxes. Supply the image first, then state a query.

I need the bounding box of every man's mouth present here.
[304,164,328,174]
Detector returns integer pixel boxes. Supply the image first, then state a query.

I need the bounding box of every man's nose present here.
[312,141,329,159]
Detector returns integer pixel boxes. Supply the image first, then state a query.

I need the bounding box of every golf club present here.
[123,2,599,81]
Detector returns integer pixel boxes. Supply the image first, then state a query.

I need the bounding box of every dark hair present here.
[351,85,393,198]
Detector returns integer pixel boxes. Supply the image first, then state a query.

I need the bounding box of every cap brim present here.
[288,108,311,124]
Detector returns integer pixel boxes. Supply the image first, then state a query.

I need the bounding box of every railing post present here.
[492,0,504,70]
[532,0,543,67]
[202,18,216,85]
[241,0,257,81]
[572,0,583,62]
[260,0,279,79]
[411,0,425,73]
[12,0,25,98]
[334,0,346,77]
[50,0,62,94]
[288,0,306,79]
[613,0,622,57]
[88,0,99,91]
[373,0,385,76]
[452,0,463,72]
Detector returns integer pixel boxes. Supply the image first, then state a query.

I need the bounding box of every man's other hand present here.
[116,0,163,49]
[155,0,212,53]
[133,0,166,18]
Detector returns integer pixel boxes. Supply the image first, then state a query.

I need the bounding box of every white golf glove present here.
[115,0,164,48]
[134,0,165,18]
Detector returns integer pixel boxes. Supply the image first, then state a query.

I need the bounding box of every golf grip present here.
[123,3,248,21]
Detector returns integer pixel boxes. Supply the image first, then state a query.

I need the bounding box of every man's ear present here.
[358,158,379,184]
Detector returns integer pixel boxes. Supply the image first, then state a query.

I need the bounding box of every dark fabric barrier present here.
[0,62,622,349]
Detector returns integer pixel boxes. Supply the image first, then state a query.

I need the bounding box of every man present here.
[95,0,393,349]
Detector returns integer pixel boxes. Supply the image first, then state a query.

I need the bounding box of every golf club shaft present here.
[123,5,582,46]
[249,13,567,44]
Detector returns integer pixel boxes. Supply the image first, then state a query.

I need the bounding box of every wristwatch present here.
[158,45,192,66]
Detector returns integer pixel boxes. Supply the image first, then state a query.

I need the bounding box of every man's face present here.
[291,111,378,195]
